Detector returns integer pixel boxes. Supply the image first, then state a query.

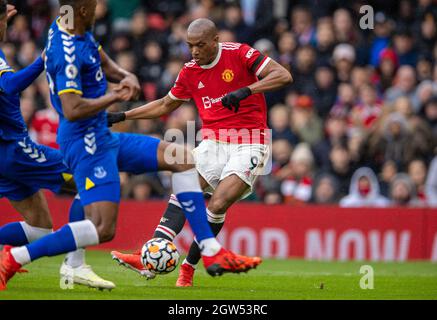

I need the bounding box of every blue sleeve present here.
[53,40,83,97]
[0,57,44,95]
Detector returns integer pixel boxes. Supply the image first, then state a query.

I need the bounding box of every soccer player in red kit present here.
[108,18,292,286]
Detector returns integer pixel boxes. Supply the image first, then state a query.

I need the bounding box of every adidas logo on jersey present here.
[198,81,205,89]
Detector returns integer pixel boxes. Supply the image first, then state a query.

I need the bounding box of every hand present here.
[107,112,126,127]
[221,87,252,113]
[7,5,17,21]
[119,73,141,101]
[113,85,131,102]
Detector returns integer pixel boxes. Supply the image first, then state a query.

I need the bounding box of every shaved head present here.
[187,18,218,39]
[186,18,220,66]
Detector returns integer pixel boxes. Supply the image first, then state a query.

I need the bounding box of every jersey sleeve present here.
[53,40,83,96]
[0,50,14,76]
[239,43,272,77]
[168,68,191,101]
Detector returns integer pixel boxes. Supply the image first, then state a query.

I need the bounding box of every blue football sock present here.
[172,169,214,242]
[0,222,28,246]
[69,195,85,222]
[26,224,77,261]
[11,220,99,265]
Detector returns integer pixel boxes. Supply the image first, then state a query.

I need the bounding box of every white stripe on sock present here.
[156,225,176,239]
[169,194,182,208]
[183,258,197,268]
[206,209,225,224]
[11,247,31,265]
[155,227,175,240]
[20,222,52,243]
[69,220,99,249]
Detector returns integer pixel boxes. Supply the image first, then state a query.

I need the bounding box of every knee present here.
[208,198,231,215]
[169,144,195,172]
[96,222,116,243]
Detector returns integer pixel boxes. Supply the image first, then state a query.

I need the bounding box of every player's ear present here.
[79,5,87,19]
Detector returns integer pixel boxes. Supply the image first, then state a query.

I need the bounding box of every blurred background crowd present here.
[4,0,437,206]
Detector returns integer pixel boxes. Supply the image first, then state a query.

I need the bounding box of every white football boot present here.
[60,262,116,291]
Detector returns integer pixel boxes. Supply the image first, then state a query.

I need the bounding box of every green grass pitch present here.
[1,250,436,300]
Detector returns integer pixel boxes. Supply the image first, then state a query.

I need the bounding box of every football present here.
[141,238,180,274]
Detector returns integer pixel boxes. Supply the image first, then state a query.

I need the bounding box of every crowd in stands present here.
[6,0,437,206]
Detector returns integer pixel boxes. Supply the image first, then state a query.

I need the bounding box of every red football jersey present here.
[169,42,271,144]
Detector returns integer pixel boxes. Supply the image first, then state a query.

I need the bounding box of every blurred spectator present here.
[218,3,253,44]
[389,173,425,207]
[129,174,166,201]
[277,31,297,71]
[315,20,336,66]
[30,106,59,150]
[350,84,383,129]
[330,83,357,119]
[290,5,316,46]
[310,173,341,205]
[421,96,437,139]
[332,43,356,83]
[7,15,31,45]
[333,8,362,46]
[408,159,428,202]
[312,64,337,118]
[392,28,418,66]
[339,167,390,207]
[372,48,399,94]
[323,144,355,197]
[94,0,112,49]
[290,95,323,146]
[240,0,274,39]
[385,65,417,107]
[379,160,399,197]
[313,114,348,169]
[369,12,394,67]
[279,143,314,205]
[269,104,298,145]
[291,45,316,94]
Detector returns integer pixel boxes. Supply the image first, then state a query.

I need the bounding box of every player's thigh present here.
[115,133,164,173]
[209,174,249,213]
[9,190,53,229]
[192,140,227,192]
[220,144,269,199]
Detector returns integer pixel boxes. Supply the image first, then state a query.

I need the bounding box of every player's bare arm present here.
[60,89,130,122]
[99,49,141,100]
[222,59,293,112]
[107,95,184,126]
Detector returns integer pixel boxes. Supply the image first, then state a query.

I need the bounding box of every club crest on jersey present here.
[222,69,234,83]
[94,166,107,179]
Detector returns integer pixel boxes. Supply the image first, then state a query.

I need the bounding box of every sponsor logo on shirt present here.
[202,95,226,109]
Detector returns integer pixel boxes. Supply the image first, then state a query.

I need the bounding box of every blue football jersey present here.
[0,49,28,140]
[45,18,108,143]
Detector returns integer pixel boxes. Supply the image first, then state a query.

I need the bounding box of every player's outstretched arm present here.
[60,89,129,122]
[0,55,44,96]
[99,49,141,100]
[107,95,184,126]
